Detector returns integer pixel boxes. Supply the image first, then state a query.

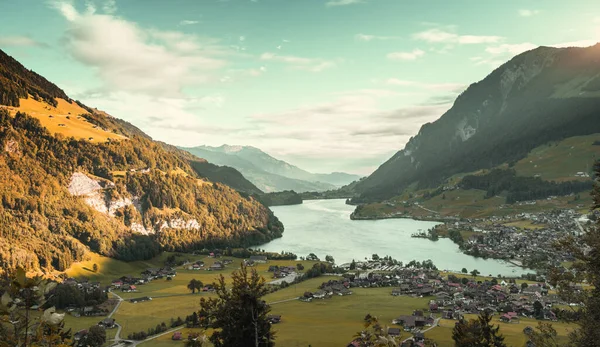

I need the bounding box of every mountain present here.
[0,49,282,276]
[352,44,600,209]
[180,145,362,192]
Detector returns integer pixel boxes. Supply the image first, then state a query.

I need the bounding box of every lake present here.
[255,199,530,276]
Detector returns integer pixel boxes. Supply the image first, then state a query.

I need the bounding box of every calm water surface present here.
[256,199,529,276]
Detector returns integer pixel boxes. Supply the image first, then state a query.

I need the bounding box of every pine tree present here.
[548,160,600,346]
[199,263,274,347]
[452,310,506,347]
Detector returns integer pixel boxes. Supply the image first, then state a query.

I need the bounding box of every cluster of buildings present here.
[452,210,585,267]
[268,265,297,279]
[110,267,177,291]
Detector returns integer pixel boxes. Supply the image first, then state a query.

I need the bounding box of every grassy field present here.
[144,287,430,347]
[514,133,600,182]
[425,315,576,347]
[2,97,127,143]
[61,253,575,346]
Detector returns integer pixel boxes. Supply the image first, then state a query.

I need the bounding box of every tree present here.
[549,160,600,346]
[92,263,99,272]
[186,332,208,347]
[452,310,506,347]
[533,301,543,318]
[306,253,319,261]
[0,268,72,346]
[78,325,106,347]
[461,268,468,274]
[470,269,480,278]
[350,259,356,270]
[188,279,203,294]
[199,263,274,347]
[352,314,399,346]
[296,263,304,271]
[325,255,334,263]
[526,322,561,347]
[521,282,528,291]
[372,254,379,261]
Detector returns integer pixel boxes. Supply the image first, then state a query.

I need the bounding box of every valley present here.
[0,9,599,345]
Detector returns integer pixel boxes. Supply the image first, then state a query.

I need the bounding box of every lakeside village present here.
[411,207,598,270]
[56,245,586,345]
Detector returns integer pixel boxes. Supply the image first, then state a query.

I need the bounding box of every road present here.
[574,217,585,235]
[414,202,439,215]
[107,291,126,346]
[401,317,441,344]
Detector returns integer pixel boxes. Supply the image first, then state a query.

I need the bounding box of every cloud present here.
[179,20,200,26]
[52,1,229,98]
[260,52,336,72]
[103,0,117,14]
[385,79,466,92]
[386,49,425,61]
[243,89,451,173]
[518,9,539,17]
[325,0,363,7]
[413,28,502,44]
[0,35,48,47]
[355,33,399,42]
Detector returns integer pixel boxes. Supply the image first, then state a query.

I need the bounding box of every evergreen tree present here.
[199,263,274,347]
[452,311,506,347]
[550,160,600,346]
[0,268,72,346]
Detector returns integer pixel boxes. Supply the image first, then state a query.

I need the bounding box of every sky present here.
[0,0,599,175]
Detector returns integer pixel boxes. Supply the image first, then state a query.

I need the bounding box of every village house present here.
[130,296,152,304]
[121,285,137,293]
[209,261,225,271]
[249,255,268,263]
[267,315,282,324]
[98,318,116,329]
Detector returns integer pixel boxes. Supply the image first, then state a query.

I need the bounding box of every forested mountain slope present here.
[0,49,282,276]
[352,44,600,204]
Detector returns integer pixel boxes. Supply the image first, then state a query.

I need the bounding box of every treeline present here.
[460,169,592,203]
[256,190,302,206]
[45,283,108,309]
[0,108,282,275]
[0,49,70,107]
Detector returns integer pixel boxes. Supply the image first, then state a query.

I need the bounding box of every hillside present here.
[180,145,361,192]
[351,44,600,212]
[0,49,282,276]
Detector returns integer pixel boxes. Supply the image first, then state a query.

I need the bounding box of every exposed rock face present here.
[68,172,103,196]
[157,218,201,231]
[68,171,202,235]
[4,139,20,155]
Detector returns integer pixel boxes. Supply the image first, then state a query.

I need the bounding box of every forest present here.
[0,109,283,276]
[459,169,593,203]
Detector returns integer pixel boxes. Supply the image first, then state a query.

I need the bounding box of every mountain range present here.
[0,49,281,276]
[350,44,600,217]
[180,145,362,193]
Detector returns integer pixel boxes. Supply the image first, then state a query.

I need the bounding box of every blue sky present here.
[0,0,599,174]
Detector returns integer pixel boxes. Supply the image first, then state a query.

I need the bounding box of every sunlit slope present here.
[2,97,127,143]
[514,133,600,182]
